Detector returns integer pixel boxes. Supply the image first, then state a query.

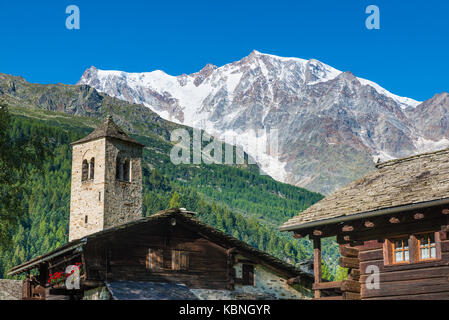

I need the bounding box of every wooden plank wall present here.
[85,221,230,290]
[358,234,449,300]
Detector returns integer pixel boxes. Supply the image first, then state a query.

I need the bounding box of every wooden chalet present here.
[280,148,449,300]
[8,208,312,300]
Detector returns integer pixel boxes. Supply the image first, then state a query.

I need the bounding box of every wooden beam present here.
[237,258,255,264]
[364,221,375,228]
[414,213,425,220]
[313,230,323,237]
[347,268,360,281]
[313,237,322,299]
[312,281,342,290]
[352,216,447,241]
[48,252,82,270]
[339,256,359,269]
[389,217,400,224]
[339,246,358,258]
[341,280,360,293]
[343,292,361,300]
[293,232,303,239]
[314,295,344,300]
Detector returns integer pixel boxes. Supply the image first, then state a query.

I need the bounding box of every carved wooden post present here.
[313,237,322,299]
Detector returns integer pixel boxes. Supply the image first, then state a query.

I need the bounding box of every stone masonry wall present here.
[69,139,106,241]
[103,139,142,228]
[191,260,312,300]
[232,263,311,299]
[0,280,23,300]
[69,138,143,241]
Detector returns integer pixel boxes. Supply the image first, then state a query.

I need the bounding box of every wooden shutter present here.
[409,235,418,263]
[147,248,163,270]
[383,239,392,265]
[172,250,189,271]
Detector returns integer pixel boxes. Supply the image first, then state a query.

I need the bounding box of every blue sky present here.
[0,0,447,101]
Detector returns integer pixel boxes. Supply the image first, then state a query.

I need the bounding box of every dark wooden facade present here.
[9,209,311,299]
[84,216,232,290]
[291,203,449,300]
[280,148,449,300]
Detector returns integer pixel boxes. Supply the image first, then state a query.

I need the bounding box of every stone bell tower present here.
[69,116,144,242]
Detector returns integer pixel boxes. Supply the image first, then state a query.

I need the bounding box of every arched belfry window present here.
[124,159,130,181]
[81,160,89,182]
[116,155,131,182]
[89,158,95,180]
[116,157,121,180]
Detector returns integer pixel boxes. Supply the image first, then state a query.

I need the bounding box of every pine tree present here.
[168,192,181,208]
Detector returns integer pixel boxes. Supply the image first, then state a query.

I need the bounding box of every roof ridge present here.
[376,147,449,169]
[71,116,145,147]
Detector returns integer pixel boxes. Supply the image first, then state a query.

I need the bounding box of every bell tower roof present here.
[71,116,145,147]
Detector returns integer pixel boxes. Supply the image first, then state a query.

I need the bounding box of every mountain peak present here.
[339,71,357,79]
[76,52,435,194]
[250,49,261,55]
[191,63,217,86]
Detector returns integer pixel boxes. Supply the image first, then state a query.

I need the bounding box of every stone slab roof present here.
[0,280,23,300]
[106,281,199,300]
[280,148,449,231]
[71,115,144,147]
[105,281,278,300]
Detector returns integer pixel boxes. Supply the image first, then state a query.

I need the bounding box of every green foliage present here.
[0,104,53,250]
[334,266,349,281]
[0,110,341,280]
[168,192,181,208]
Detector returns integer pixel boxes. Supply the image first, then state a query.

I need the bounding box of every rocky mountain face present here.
[78,51,449,194]
[0,72,258,170]
[0,73,178,141]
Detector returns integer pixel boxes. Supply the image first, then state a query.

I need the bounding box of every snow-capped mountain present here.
[78,50,448,194]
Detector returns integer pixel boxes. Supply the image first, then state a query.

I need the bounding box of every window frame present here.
[146,248,164,271]
[384,231,441,266]
[81,159,89,182]
[146,248,190,272]
[171,250,189,271]
[234,263,255,286]
[89,157,95,180]
[116,156,131,182]
[416,232,440,262]
[242,264,255,286]
[384,236,411,265]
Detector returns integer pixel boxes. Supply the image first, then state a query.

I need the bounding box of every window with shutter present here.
[417,232,438,261]
[172,250,189,271]
[384,231,442,265]
[242,264,254,285]
[146,248,164,270]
